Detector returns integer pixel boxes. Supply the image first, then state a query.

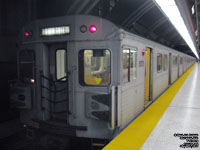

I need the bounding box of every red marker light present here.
[141,49,145,53]
[25,32,29,37]
[89,25,97,33]
[141,49,145,55]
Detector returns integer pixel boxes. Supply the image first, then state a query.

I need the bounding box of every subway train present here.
[10,15,196,141]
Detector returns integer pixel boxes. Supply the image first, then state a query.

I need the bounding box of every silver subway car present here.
[10,15,196,140]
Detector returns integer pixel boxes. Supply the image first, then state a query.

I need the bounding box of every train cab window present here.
[157,53,162,72]
[163,54,168,71]
[122,48,137,83]
[80,49,111,86]
[56,49,67,81]
[19,50,35,83]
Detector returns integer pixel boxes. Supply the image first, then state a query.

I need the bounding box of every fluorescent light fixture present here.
[192,5,195,15]
[41,26,70,36]
[154,0,199,59]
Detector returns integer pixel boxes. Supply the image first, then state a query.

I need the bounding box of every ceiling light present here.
[154,0,199,59]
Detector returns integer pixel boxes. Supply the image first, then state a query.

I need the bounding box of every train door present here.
[145,47,153,106]
[47,43,69,120]
[169,53,172,85]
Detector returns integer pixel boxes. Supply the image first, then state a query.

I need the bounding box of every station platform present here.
[103,64,199,150]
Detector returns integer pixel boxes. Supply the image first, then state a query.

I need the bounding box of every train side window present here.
[180,57,183,64]
[173,56,177,66]
[19,50,35,83]
[163,54,168,71]
[173,56,175,65]
[80,49,111,86]
[175,56,178,65]
[157,53,162,72]
[122,48,137,83]
[122,49,130,83]
[56,49,67,81]
[130,49,137,81]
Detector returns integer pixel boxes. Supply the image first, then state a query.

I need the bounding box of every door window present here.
[56,49,67,81]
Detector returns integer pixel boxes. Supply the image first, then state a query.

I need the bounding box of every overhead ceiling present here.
[0,0,198,57]
[36,0,198,57]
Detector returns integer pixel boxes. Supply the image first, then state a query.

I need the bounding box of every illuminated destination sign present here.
[41,26,70,36]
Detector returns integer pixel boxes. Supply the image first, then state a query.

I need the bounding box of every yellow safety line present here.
[103,64,196,150]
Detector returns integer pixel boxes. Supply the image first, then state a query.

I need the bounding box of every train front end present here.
[9,15,121,139]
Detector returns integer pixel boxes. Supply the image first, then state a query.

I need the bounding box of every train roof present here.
[21,15,121,43]
[21,15,195,58]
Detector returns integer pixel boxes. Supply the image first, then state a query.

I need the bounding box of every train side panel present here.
[152,47,169,100]
[69,40,121,139]
[117,35,145,129]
